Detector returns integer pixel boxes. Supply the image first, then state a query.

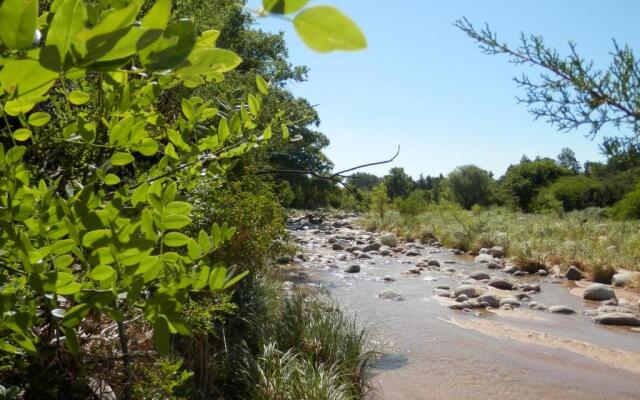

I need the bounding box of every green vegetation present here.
[0,0,372,398]
[363,205,640,275]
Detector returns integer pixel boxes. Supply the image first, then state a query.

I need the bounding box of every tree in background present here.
[370,182,389,218]
[348,172,382,190]
[557,147,581,174]
[500,157,571,211]
[383,167,415,199]
[446,165,495,209]
[456,18,640,216]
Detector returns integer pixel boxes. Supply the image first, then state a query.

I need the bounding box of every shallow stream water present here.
[286,224,640,400]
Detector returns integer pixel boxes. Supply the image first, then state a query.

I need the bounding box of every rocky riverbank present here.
[283,213,640,329]
[279,212,640,399]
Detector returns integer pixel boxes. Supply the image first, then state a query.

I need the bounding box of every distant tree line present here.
[340,143,640,219]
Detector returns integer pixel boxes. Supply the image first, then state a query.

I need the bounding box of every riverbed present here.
[283,216,640,400]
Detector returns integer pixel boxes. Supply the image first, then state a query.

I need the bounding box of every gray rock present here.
[594,313,640,327]
[529,301,548,311]
[379,290,404,301]
[602,299,618,306]
[380,249,392,256]
[436,285,450,290]
[344,265,361,273]
[519,283,541,293]
[479,248,490,255]
[475,254,493,264]
[443,267,456,273]
[487,261,500,270]
[478,294,501,308]
[503,265,518,274]
[383,276,395,282]
[488,278,514,290]
[490,246,505,258]
[362,242,382,252]
[427,259,441,268]
[456,294,469,303]
[434,289,452,297]
[612,273,636,287]
[513,271,526,277]
[336,254,348,261]
[564,266,583,281]
[536,269,548,276]
[332,243,345,251]
[407,268,421,275]
[357,252,372,260]
[405,249,421,256]
[453,285,483,298]
[469,271,490,280]
[583,283,617,301]
[549,305,576,314]
[500,297,521,307]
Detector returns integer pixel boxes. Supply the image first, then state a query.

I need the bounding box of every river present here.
[283,216,640,400]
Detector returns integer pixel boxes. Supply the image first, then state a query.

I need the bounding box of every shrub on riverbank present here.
[362,204,640,275]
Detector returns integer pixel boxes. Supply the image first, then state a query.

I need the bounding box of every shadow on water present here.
[368,353,409,371]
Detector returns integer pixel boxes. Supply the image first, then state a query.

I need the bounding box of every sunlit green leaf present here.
[111,152,135,166]
[103,174,121,185]
[164,232,189,247]
[28,112,51,127]
[223,270,249,289]
[68,90,91,105]
[208,265,227,290]
[12,128,32,142]
[46,0,87,68]
[133,138,159,156]
[293,6,367,52]
[162,214,191,230]
[91,265,116,281]
[256,75,269,95]
[0,0,38,49]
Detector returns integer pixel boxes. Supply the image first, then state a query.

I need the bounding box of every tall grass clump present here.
[361,204,640,274]
[236,293,375,400]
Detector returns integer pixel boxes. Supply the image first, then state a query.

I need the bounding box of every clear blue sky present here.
[248,0,640,178]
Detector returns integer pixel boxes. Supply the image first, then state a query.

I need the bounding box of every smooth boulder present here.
[583,283,616,301]
[453,285,483,298]
[564,266,583,281]
[488,278,514,290]
[549,305,576,314]
[344,265,361,274]
[594,313,640,327]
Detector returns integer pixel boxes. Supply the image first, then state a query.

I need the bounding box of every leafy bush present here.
[369,182,389,218]
[543,176,605,211]
[609,184,640,220]
[189,178,288,271]
[396,190,430,216]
